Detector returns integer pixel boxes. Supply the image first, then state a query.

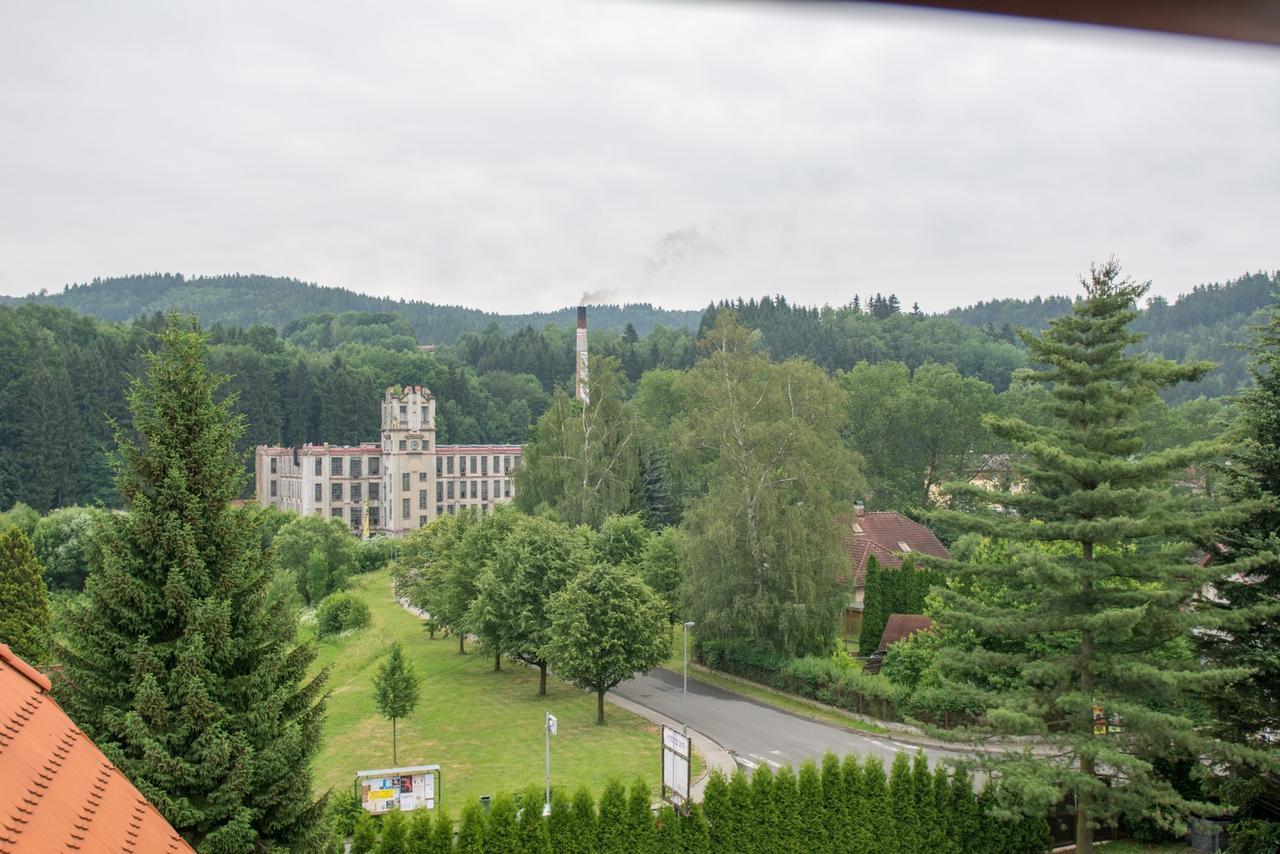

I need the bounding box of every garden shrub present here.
[316,591,372,637]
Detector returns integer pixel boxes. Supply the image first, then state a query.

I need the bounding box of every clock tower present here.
[381,385,437,535]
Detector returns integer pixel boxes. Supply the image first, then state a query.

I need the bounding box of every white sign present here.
[547,714,558,736]
[661,725,691,804]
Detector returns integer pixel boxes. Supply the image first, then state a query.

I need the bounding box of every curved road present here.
[613,668,957,773]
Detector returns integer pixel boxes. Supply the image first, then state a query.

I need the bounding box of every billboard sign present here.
[661,725,690,805]
[356,765,441,813]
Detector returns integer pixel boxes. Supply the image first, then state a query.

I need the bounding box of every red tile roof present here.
[836,510,950,588]
[0,644,192,854]
[877,614,935,654]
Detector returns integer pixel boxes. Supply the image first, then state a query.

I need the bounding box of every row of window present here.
[434,479,510,501]
[329,506,381,526]
[303,457,381,477]
[322,482,381,502]
[436,454,515,477]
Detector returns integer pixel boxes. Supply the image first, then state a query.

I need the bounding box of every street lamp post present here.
[682,621,695,735]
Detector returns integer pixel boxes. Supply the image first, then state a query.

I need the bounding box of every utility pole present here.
[682,621,695,735]
[544,712,557,816]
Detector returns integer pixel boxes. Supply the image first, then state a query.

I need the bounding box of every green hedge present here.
[316,591,372,637]
[342,752,1050,854]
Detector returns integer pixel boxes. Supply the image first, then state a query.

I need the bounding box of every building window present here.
[331,507,343,520]
[399,439,407,451]
[421,405,428,423]
[468,455,475,474]
[470,480,478,499]
[313,458,321,476]
[418,489,428,510]
[481,456,488,476]
[493,479,500,498]
[504,479,511,498]
[447,504,455,515]
[419,471,427,482]
[331,483,343,502]
[269,457,277,474]
[369,457,379,475]
[350,458,362,479]
[314,483,322,501]
[351,483,362,502]
[369,482,379,500]
[446,481,454,500]
[270,480,277,497]
[504,455,511,473]
[446,456,454,475]
[493,455,500,472]
[436,482,444,501]
[329,457,341,476]
[481,480,488,501]
[436,505,443,517]
[401,472,410,492]
[436,457,443,476]
[369,507,380,527]
[402,498,410,520]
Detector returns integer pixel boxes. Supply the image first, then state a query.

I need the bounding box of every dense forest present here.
[0,269,1272,512]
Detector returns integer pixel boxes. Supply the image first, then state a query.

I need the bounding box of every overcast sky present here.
[1,1,1277,313]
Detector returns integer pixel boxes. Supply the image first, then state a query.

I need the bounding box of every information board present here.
[355,765,440,814]
[661,726,690,805]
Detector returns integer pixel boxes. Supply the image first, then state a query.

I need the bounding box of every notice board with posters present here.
[355,765,441,814]
[661,725,690,805]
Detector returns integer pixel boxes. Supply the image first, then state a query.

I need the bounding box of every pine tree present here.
[796,761,825,852]
[56,319,328,852]
[1200,293,1280,822]
[379,809,409,854]
[375,642,421,764]
[407,809,434,854]
[0,528,49,663]
[701,770,731,851]
[624,778,655,854]
[455,802,485,854]
[595,779,628,854]
[929,261,1267,852]
[820,752,847,852]
[726,769,753,854]
[428,807,454,854]
[889,752,918,854]
[352,811,378,854]
[484,794,519,853]
[860,757,891,854]
[569,786,597,854]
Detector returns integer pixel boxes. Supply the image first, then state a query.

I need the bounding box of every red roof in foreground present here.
[0,644,192,854]
[837,510,950,588]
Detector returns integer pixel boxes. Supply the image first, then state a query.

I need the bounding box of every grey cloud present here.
[0,0,1277,313]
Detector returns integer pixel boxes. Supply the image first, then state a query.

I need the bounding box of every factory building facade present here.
[254,385,523,536]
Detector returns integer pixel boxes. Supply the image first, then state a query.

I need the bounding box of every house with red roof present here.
[0,643,192,854]
[836,505,950,635]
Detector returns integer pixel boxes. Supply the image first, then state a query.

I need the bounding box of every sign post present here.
[544,713,557,816]
[661,725,691,808]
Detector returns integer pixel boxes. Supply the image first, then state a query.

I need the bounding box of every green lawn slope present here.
[305,568,667,810]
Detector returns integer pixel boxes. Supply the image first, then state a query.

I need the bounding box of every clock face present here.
[410,440,420,450]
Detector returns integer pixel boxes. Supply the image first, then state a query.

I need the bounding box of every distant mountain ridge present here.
[0,273,704,344]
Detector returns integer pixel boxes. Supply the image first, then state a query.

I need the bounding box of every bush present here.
[357,537,397,574]
[1228,818,1280,854]
[316,592,372,637]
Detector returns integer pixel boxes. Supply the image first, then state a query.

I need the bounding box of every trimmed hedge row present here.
[345,751,1050,854]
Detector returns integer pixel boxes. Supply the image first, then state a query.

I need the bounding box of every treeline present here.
[340,753,1050,854]
[5,273,704,343]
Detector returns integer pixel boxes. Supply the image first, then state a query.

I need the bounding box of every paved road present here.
[613,668,957,773]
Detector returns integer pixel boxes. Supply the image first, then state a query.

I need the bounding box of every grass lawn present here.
[304,569,677,812]
[1096,843,1195,853]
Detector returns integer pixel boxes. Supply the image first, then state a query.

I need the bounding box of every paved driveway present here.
[613,668,957,773]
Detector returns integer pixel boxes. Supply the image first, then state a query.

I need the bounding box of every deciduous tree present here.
[374,642,420,764]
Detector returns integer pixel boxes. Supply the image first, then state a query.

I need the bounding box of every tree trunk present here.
[539,662,547,696]
[597,690,605,724]
[392,717,398,765]
[458,634,465,654]
[494,651,501,671]
[1077,542,1095,854]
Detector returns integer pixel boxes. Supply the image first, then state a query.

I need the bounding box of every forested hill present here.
[938,271,1277,400]
[0,273,703,343]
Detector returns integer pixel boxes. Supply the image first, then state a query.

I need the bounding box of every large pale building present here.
[254,385,522,536]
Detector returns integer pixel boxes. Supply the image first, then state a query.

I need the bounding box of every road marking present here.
[737,756,758,769]
[750,753,783,769]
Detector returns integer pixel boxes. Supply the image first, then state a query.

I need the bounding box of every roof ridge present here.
[0,645,51,693]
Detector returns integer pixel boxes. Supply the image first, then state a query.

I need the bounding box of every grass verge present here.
[305,569,683,810]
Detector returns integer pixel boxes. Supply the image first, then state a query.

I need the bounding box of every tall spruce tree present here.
[56,319,328,852]
[1201,293,1280,821]
[0,527,50,663]
[929,261,1268,852]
